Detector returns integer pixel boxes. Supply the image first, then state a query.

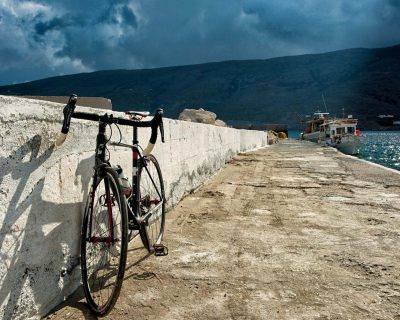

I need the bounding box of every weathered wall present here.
[0,96,267,320]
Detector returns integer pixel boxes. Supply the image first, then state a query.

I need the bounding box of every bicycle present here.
[56,94,168,316]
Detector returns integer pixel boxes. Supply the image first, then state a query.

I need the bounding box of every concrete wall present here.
[0,95,267,320]
[22,96,112,110]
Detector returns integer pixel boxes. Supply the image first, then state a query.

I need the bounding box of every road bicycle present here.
[56,94,167,316]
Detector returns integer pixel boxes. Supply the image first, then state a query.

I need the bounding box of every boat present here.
[377,114,395,126]
[300,111,361,155]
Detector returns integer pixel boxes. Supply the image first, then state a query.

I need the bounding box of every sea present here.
[288,130,400,171]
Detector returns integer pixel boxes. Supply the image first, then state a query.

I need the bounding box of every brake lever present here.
[61,95,77,133]
[155,108,165,143]
[55,94,77,147]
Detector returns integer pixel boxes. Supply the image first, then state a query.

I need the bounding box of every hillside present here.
[1,45,400,129]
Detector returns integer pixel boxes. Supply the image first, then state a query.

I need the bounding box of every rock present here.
[277,132,287,139]
[267,130,278,144]
[179,108,227,126]
[215,119,227,127]
[179,108,216,124]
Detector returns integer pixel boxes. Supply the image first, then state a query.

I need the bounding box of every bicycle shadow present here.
[43,196,157,319]
[47,243,154,319]
[0,135,94,319]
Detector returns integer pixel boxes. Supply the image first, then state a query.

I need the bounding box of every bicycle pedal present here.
[153,244,168,256]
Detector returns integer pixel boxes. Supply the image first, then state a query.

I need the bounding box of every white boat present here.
[301,112,361,155]
[335,134,361,155]
[301,112,329,142]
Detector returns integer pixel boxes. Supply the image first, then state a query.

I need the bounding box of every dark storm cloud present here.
[0,0,400,84]
[34,14,76,35]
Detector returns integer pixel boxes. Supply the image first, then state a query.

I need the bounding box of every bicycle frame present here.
[86,121,118,244]
[130,126,142,222]
[87,121,163,244]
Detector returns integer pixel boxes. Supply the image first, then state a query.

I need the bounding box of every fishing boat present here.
[301,111,361,155]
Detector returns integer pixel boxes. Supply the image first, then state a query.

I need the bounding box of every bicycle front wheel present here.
[81,167,128,316]
[138,155,166,251]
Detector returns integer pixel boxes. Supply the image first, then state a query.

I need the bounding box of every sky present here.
[0,0,400,85]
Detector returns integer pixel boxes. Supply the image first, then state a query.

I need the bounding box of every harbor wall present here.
[0,95,267,319]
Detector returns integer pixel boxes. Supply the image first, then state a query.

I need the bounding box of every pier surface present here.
[49,140,400,319]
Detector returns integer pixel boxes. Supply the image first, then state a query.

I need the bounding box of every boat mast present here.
[322,92,328,113]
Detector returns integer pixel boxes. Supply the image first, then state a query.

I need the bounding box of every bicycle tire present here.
[137,155,166,251]
[81,167,128,316]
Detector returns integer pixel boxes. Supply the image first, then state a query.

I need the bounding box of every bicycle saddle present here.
[125,111,150,117]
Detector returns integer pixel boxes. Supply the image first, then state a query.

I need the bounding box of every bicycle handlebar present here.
[55,94,165,155]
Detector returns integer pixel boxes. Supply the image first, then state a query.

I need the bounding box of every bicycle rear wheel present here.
[138,155,166,251]
[81,167,128,316]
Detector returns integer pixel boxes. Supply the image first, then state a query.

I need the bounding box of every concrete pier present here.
[0,96,267,320]
[49,140,400,319]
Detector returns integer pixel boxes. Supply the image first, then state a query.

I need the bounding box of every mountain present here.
[1,44,400,129]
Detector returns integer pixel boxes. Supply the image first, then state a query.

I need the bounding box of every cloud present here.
[0,0,399,84]
[34,14,78,36]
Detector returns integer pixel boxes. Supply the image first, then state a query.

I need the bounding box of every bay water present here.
[288,130,400,171]
[358,131,400,171]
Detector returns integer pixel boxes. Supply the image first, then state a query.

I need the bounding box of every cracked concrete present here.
[48,140,400,319]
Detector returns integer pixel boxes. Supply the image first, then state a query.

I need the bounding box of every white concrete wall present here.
[0,95,267,320]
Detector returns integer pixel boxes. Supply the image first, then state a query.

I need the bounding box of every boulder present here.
[215,119,227,127]
[179,108,227,126]
[277,132,287,139]
[267,130,278,145]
